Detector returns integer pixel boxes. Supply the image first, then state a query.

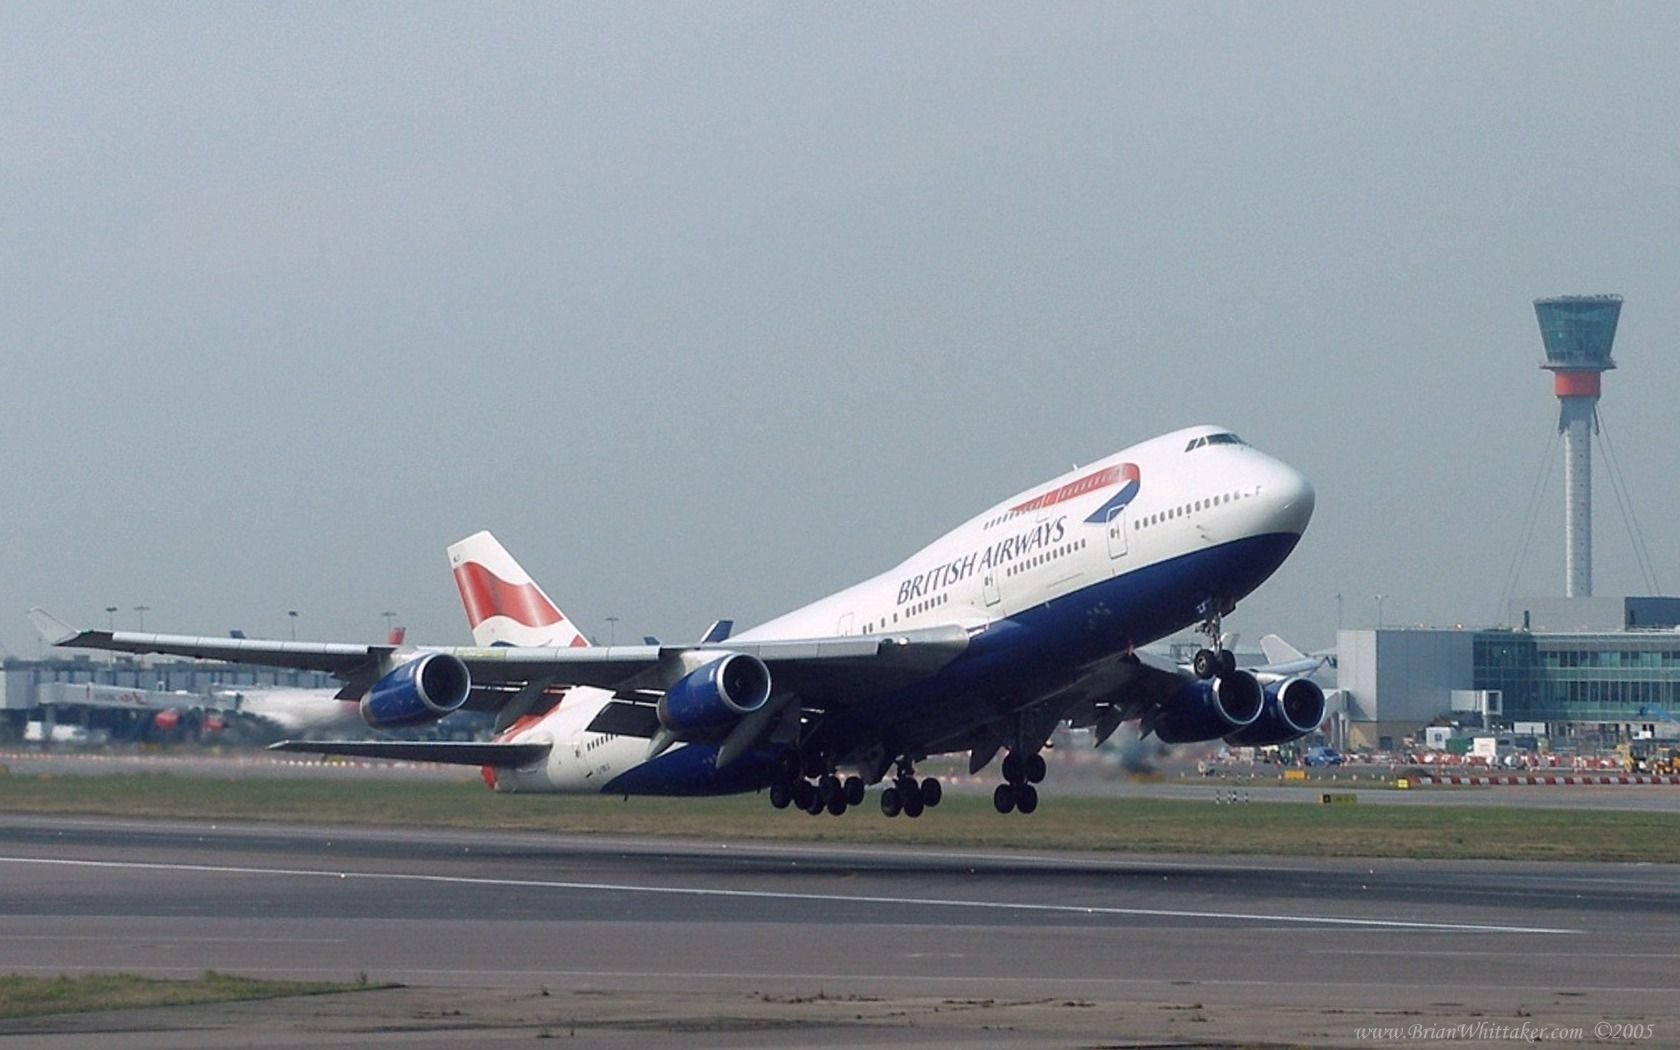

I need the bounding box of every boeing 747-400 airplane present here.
[34,424,1317,817]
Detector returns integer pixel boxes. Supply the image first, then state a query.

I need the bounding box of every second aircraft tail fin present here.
[447,531,590,648]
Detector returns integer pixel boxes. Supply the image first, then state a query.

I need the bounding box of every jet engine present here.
[360,653,471,730]
[656,653,771,736]
[1224,677,1325,746]
[1153,671,1264,744]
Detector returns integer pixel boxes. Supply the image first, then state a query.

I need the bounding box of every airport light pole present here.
[382,610,396,638]
[105,606,118,665]
[1374,594,1386,630]
[288,610,298,641]
[605,616,619,646]
[1335,593,1343,633]
[132,605,151,669]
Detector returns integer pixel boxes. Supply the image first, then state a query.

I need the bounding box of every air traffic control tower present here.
[1534,294,1622,598]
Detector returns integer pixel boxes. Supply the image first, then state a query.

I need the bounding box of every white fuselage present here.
[488,425,1314,793]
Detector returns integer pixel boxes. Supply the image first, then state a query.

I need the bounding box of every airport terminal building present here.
[0,655,337,740]
[1336,597,1680,750]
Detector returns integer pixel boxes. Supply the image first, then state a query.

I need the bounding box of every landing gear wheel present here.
[1025,753,1047,784]
[902,791,925,818]
[803,793,825,815]
[1193,648,1218,680]
[843,776,865,807]
[1016,784,1039,814]
[826,794,847,816]
[792,780,816,811]
[818,774,842,805]
[993,783,1017,814]
[1219,649,1238,677]
[920,777,942,807]
[881,786,902,817]
[1001,753,1022,783]
[769,782,792,809]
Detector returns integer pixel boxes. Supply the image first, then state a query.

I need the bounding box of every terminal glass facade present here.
[1474,630,1680,724]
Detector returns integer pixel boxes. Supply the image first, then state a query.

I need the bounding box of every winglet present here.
[699,619,734,644]
[28,608,85,647]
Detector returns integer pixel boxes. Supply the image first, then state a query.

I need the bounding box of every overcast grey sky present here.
[5,3,1678,658]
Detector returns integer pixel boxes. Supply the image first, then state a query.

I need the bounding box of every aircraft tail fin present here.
[447,531,589,649]
[1259,633,1308,665]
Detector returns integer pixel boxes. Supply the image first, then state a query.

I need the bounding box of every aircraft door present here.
[982,571,1001,607]
[1106,507,1129,561]
[837,612,855,636]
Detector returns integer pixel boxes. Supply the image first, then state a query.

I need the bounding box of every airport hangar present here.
[1331,596,1680,751]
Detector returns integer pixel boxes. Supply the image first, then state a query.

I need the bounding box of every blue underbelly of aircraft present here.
[600,742,780,797]
[602,530,1300,797]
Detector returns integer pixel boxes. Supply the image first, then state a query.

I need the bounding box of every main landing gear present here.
[767,751,868,817]
[992,750,1046,814]
[769,751,944,818]
[879,759,942,819]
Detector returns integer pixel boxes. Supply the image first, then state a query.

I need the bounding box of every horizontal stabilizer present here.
[268,739,550,768]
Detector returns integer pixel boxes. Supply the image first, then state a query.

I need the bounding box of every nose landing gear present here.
[1191,603,1238,680]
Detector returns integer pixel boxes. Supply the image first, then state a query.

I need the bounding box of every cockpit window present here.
[1187,432,1245,451]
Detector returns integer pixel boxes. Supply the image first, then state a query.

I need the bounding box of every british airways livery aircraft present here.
[34,424,1318,817]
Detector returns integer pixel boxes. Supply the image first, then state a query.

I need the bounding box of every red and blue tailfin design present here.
[447,531,589,648]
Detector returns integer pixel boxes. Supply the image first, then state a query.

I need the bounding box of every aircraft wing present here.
[31,608,970,707]
[31,609,399,691]
[268,739,550,767]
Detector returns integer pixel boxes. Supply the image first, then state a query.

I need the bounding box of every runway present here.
[2,816,1678,1047]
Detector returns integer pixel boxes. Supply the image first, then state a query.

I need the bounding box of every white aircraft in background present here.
[212,627,407,740]
[36,424,1317,817]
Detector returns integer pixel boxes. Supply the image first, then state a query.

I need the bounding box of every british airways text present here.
[896,516,1068,605]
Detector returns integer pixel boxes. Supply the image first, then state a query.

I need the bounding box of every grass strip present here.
[0,971,372,1020]
[3,771,1678,862]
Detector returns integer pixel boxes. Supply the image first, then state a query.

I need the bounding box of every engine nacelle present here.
[1224,677,1326,746]
[1154,670,1264,744]
[360,653,471,730]
[657,653,771,736]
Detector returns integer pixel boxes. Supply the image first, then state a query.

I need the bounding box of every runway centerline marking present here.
[0,856,1579,935]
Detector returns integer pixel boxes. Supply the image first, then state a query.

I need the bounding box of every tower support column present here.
[1558,395,1596,598]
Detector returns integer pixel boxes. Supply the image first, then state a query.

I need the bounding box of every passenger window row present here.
[1135,489,1252,530]
[1006,538,1088,577]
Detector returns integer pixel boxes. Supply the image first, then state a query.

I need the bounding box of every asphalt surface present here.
[1,815,1678,1048]
[10,747,1680,812]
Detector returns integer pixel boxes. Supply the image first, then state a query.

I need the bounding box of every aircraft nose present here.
[1260,462,1315,537]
